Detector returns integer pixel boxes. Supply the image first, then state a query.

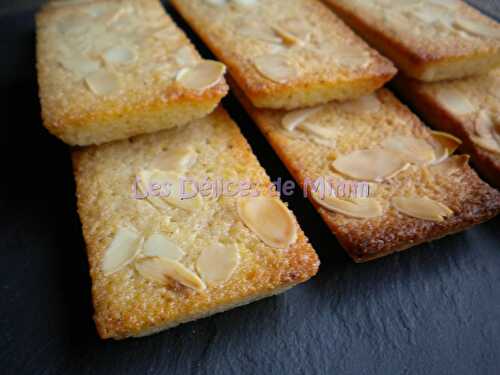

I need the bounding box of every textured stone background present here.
[1,1,499,375]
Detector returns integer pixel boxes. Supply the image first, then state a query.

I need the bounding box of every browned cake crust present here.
[323,0,500,82]
[231,80,500,262]
[73,108,319,339]
[37,0,228,145]
[170,0,396,110]
[392,71,500,188]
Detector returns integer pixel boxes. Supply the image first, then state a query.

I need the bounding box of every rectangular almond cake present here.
[37,0,228,145]
[170,0,396,110]
[392,70,500,188]
[232,82,500,262]
[323,0,500,82]
[72,108,319,339]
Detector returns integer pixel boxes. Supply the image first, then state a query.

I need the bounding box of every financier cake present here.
[231,82,500,262]
[37,0,228,145]
[72,108,319,339]
[171,0,396,110]
[323,0,500,82]
[392,69,500,188]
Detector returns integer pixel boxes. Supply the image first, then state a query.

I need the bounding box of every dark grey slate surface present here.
[1,1,499,375]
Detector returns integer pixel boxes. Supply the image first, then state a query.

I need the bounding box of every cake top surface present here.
[37,0,227,126]
[236,87,500,259]
[328,0,500,60]
[172,0,395,90]
[73,109,319,338]
[416,69,500,162]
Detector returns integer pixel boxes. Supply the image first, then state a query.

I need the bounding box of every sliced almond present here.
[103,4,134,26]
[84,2,117,17]
[392,196,453,222]
[432,17,456,33]
[176,60,226,91]
[334,50,371,68]
[150,147,197,173]
[427,0,459,10]
[205,0,226,5]
[109,14,135,31]
[149,62,177,83]
[238,26,283,44]
[474,110,494,137]
[410,7,439,23]
[87,32,115,53]
[338,94,381,114]
[175,46,199,67]
[139,170,203,212]
[382,9,411,30]
[332,149,410,182]
[300,123,338,140]
[271,25,302,46]
[49,0,93,7]
[430,130,462,163]
[153,28,177,41]
[436,87,475,116]
[311,191,383,219]
[429,154,470,175]
[135,257,206,291]
[279,18,312,42]
[381,135,436,165]
[56,41,74,58]
[270,44,288,54]
[380,0,422,8]
[196,244,240,285]
[85,69,120,95]
[58,54,100,77]
[453,18,500,39]
[237,197,297,249]
[57,13,91,35]
[157,170,203,212]
[328,44,371,68]
[411,4,453,25]
[137,170,171,211]
[305,135,337,148]
[103,46,137,65]
[143,234,184,261]
[470,135,500,155]
[63,23,91,38]
[233,0,258,6]
[253,54,297,84]
[102,228,142,276]
[135,257,168,283]
[328,173,378,197]
[281,106,323,131]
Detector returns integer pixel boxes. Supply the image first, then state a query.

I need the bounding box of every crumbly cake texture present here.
[72,108,319,339]
[323,0,500,82]
[392,70,500,188]
[170,0,396,110]
[37,0,228,146]
[231,82,500,262]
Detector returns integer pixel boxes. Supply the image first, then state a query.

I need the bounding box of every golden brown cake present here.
[170,0,396,110]
[37,0,228,145]
[231,82,500,262]
[392,70,500,188]
[72,108,319,339]
[323,0,500,82]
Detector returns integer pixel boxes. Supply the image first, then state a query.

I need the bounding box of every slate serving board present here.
[1,1,499,374]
